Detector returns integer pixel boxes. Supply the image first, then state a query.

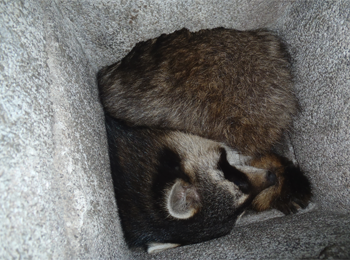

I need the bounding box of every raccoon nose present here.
[266,171,277,187]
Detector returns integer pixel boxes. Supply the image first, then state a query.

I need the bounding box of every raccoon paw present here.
[271,164,312,215]
[273,198,306,215]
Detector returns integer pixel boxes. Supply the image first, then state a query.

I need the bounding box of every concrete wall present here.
[1,0,349,259]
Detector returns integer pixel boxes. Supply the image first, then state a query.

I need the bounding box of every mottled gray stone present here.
[271,0,350,213]
[1,0,349,259]
[55,0,291,70]
[1,1,129,259]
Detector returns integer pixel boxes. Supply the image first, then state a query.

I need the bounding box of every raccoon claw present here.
[275,200,299,215]
[273,195,311,215]
[277,198,307,214]
[292,198,308,209]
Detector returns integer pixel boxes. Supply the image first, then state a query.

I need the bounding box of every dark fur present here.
[98,27,297,156]
[105,115,275,250]
[105,115,311,251]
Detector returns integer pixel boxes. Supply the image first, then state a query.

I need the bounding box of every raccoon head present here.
[144,134,277,253]
[106,117,277,253]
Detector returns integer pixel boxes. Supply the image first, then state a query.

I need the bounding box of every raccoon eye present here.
[162,148,182,171]
[217,148,251,194]
[157,147,190,183]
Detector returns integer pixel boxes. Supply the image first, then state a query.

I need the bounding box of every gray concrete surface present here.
[1,0,349,259]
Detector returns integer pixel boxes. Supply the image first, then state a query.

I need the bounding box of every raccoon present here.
[105,115,310,253]
[98,27,297,156]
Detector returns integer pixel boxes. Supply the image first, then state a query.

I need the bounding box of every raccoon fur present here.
[98,27,297,156]
[242,153,311,214]
[105,115,310,253]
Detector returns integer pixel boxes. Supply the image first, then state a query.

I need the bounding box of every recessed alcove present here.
[1,1,350,259]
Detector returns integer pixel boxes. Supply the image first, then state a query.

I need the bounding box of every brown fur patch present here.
[249,154,285,211]
[98,27,297,156]
[248,154,311,214]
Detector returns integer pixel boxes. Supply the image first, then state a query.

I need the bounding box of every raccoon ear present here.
[166,179,201,219]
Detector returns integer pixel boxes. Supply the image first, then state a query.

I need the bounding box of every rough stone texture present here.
[56,0,291,70]
[271,0,350,213]
[1,0,350,259]
[0,1,130,259]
